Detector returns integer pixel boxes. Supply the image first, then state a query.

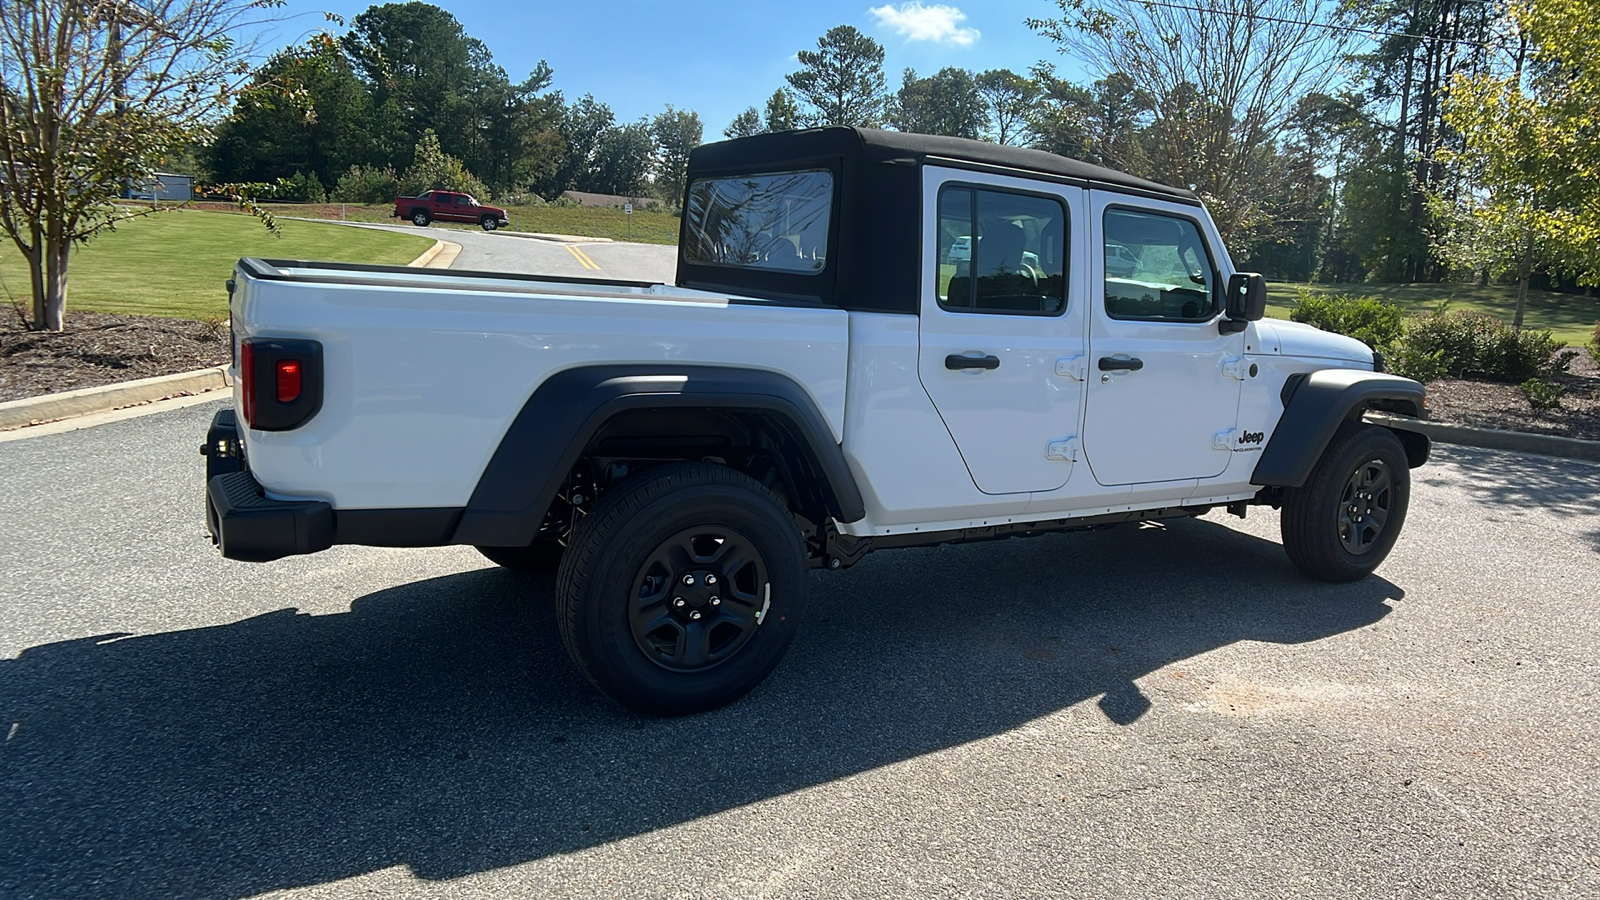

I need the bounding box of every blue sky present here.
[258,1,1087,138]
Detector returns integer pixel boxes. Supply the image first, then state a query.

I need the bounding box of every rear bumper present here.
[203,410,332,562]
[201,408,462,562]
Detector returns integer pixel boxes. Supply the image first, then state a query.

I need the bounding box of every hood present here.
[1254,319,1374,366]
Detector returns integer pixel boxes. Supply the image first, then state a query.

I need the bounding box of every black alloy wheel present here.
[1281,423,1411,582]
[411,210,430,226]
[1337,457,1394,555]
[481,216,498,231]
[628,526,769,672]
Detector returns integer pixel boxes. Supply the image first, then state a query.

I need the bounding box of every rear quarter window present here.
[682,170,833,274]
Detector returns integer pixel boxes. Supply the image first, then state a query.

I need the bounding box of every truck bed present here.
[230,259,850,511]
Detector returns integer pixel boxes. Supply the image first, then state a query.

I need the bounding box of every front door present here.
[1081,193,1244,486]
[917,170,1086,495]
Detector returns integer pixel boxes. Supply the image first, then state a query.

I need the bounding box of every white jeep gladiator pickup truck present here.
[204,127,1428,714]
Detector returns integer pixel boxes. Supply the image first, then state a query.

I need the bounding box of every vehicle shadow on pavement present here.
[0,518,1401,898]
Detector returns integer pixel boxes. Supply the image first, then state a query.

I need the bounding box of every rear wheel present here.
[556,463,807,715]
[1281,423,1410,582]
[480,216,498,231]
[411,210,430,226]
[477,541,563,574]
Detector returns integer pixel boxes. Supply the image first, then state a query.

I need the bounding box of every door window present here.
[1102,208,1216,321]
[937,186,1067,315]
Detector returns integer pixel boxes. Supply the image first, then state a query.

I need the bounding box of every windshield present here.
[682,170,832,273]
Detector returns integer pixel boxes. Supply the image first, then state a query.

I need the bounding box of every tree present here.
[585,122,654,196]
[549,94,614,197]
[0,0,276,331]
[650,105,702,204]
[1029,0,1352,243]
[339,2,507,172]
[891,67,986,139]
[976,69,1040,145]
[1434,0,1600,328]
[763,89,801,132]
[1345,0,1502,282]
[399,129,488,198]
[785,25,888,127]
[724,107,763,139]
[208,39,379,191]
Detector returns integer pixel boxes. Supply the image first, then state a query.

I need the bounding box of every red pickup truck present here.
[393,190,510,231]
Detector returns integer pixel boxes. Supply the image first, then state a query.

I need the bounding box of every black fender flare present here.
[451,365,866,547]
[1252,369,1429,488]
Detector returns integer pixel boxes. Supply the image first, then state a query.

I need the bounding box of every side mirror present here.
[1225,272,1266,322]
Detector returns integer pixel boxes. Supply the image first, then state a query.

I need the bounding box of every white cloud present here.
[868,3,980,46]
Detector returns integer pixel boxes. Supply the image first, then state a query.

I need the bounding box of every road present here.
[349,220,680,284]
[1,238,1597,898]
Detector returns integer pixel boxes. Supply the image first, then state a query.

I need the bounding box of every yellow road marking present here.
[566,244,601,270]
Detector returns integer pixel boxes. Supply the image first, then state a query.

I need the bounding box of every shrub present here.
[1589,323,1600,366]
[275,169,326,203]
[1289,291,1406,349]
[1519,378,1564,410]
[1386,343,1449,383]
[1398,309,1565,382]
[331,165,401,204]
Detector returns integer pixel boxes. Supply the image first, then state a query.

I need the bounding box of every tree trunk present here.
[1513,232,1533,332]
[30,232,69,332]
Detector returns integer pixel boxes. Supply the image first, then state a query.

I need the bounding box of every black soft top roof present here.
[687,126,1196,202]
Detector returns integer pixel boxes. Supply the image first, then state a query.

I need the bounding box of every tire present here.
[477,541,563,574]
[480,216,498,231]
[410,210,430,226]
[555,462,807,715]
[1281,423,1410,582]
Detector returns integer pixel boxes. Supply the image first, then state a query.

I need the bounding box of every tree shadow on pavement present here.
[0,518,1401,898]
[1419,445,1600,519]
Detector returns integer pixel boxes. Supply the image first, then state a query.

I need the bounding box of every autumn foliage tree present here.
[0,0,277,331]
[1435,0,1600,328]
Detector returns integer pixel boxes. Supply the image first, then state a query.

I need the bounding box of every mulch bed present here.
[0,310,229,403]
[1423,352,1600,442]
[2,311,1597,443]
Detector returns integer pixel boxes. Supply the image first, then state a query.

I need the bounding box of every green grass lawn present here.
[196,201,684,245]
[1267,282,1600,346]
[0,209,432,321]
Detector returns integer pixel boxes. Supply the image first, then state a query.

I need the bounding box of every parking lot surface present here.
[1,398,1596,898]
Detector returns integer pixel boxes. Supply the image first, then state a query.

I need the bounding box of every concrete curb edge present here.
[0,366,232,432]
[1371,414,1600,463]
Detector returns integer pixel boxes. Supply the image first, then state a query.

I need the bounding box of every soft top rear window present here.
[683,170,832,274]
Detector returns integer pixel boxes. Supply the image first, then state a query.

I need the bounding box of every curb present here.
[0,366,231,432]
[408,239,461,268]
[1371,414,1600,463]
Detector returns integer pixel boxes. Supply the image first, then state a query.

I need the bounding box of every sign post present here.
[624,202,633,240]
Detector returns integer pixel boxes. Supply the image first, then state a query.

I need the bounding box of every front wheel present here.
[555,463,807,715]
[480,216,498,231]
[411,210,430,226]
[1281,423,1410,582]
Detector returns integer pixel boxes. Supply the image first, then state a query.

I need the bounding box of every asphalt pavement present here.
[1,235,1597,898]
[350,220,680,284]
[2,402,1597,898]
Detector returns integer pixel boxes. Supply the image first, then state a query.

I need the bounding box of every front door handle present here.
[1098,356,1144,372]
[946,354,1001,371]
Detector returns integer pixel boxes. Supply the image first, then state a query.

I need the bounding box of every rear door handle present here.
[946,354,1001,370]
[1098,356,1144,372]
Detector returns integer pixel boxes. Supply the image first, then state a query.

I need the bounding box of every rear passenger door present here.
[917,168,1087,495]
[1081,191,1244,486]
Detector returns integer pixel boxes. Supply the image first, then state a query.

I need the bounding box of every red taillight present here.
[240,340,256,427]
[276,360,302,403]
